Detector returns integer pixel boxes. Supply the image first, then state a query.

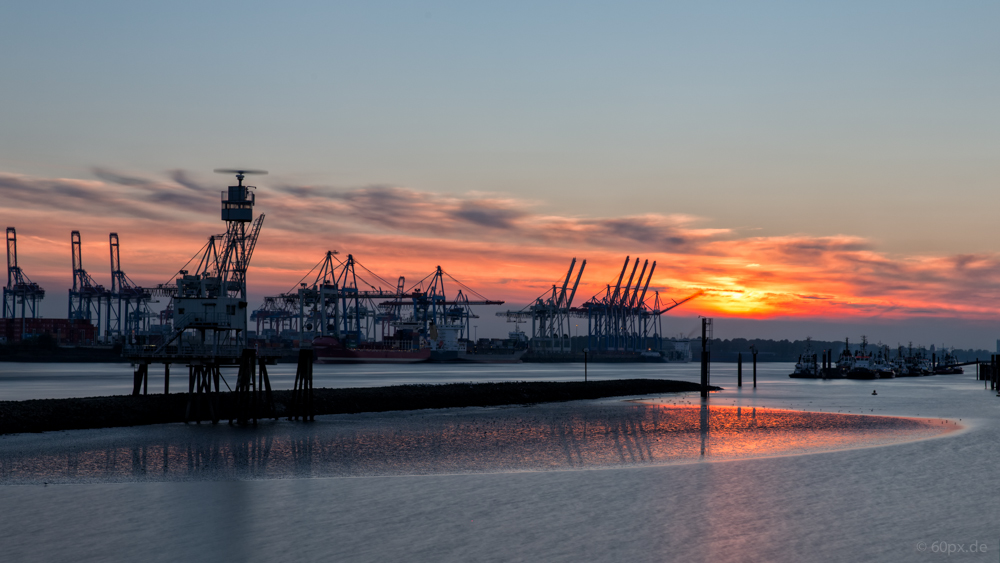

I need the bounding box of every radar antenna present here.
[214,169,268,187]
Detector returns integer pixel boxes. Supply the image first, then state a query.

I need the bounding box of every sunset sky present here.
[1,2,998,347]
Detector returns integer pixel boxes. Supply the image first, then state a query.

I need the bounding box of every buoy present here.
[872,390,877,395]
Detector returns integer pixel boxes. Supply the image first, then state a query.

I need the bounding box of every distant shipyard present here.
[0,170,983,380]
[2,170,703,369]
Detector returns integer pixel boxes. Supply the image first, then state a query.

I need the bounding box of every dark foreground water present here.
[0,363,992,562]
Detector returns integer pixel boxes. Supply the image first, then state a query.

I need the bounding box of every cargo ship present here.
[429,326,527,363]
[313,331,431,364]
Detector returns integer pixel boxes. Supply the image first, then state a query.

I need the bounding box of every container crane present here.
[68,231,110,343]
[496,258,585,353]
[108,232,152,343]
[3,227,46,341]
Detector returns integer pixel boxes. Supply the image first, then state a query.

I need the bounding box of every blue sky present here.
[1,1,999,345]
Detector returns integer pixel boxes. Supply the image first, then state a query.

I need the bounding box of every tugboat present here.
[933,348,964,375]
[893,346,917,376]
[836,338,856,377]
[873,346,896,378]
[914,349,934,376]
[789,337,822,378]
[901,343,928,375]
[845,336,878,380]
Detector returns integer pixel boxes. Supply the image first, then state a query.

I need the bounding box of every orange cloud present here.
[3,169,999,322]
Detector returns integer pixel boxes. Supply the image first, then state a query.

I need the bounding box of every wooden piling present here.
[752,348,758,388]
[259,358,276,420]
[992,355,996,391]
[290,347,314,421]
[700,350,709,398]
[231,349,260,425]
[131,363,147,396]
[737,352,742,387]
[164,363,169,394]
[700,318,709,398]
[185,365,194,421]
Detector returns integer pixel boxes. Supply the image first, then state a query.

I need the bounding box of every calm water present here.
[0,362,993,562]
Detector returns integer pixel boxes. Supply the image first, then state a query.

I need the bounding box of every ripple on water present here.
[0,401,959,484]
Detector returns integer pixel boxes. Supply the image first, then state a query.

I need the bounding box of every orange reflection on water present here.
[637,404,959,461]
[0,404,960,483]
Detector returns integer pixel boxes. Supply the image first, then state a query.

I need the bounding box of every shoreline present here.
[0,379,718,435]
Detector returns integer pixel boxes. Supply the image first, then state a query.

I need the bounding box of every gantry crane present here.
[496,258,586,353]
[108,233,152,343]
[581,256,700,353]
[3,227,46,341]
[68,231,110,343]
[404,265,504,343]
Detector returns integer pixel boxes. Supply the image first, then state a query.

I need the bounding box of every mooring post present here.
[700,318,710,398]
[131,364,143,396]
[992,355,996,390]
[184,365,194,422]
[983,354,997,389]
[290,347,314,421]
[737,352,743,387]
[290,354,300,421]
[306,350,314,421]
[752,346,758,388]
[584,348,589,383]
[259,358,276,420]
[164,363,169,394]
[209,366,219,424]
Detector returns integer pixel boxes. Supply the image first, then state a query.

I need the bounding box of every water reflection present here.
[0,404,956,484]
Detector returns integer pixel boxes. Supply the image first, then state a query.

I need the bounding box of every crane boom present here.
[657,291,703,314]
[566,259,586,309]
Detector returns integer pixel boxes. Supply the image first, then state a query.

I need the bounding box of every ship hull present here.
[313,337,430,364]
[845,369,878,380]
[457,350,526,364]
[788,372,822,379]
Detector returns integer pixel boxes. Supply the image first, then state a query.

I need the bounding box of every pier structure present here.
[124,169,273,424]
[3,227,46,341]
